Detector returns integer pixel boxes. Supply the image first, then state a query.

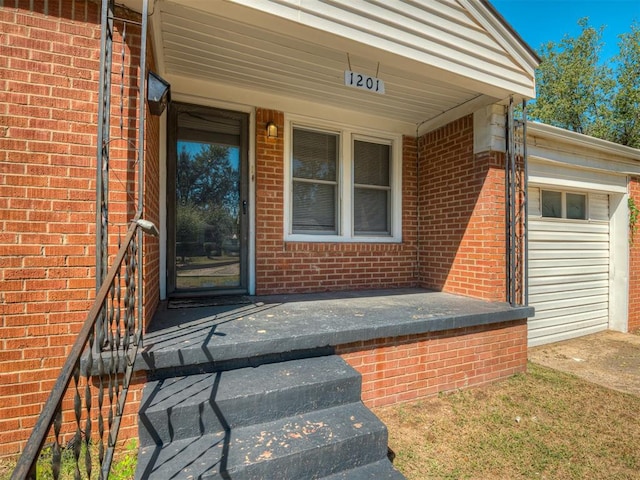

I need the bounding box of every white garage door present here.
[528,188,610,346]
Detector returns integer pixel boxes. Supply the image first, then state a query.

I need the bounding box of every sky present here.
[490,0,640,63]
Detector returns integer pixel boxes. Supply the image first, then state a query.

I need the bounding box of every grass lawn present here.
[374,362,640,479]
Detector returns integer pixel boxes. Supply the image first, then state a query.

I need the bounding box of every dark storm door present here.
[167,103,249,295]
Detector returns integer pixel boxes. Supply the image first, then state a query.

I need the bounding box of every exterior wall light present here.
[266,121,278,139]
[147,71,171,116]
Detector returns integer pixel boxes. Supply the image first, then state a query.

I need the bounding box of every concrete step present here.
[135,402,390,480]
[320,458,405,479]
[138,355,362,447]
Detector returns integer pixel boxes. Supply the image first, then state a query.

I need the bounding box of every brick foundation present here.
[338,319,528,408]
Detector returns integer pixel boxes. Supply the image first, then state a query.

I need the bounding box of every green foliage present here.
[530,18,614,136]
[176,202,206,243]
[611,22,640,148]
[530,18,640,148]
[629,197,639,243]
[176,143,238,209]
[109,440,138,480]
[0,440,138,480]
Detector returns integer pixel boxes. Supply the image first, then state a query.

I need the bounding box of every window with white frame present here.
[541,189,587,220]
[292,128,339,234]
[286,120,401,242]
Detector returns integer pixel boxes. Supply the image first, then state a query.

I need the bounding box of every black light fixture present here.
[266,121,278,139]
[147,71,171,116]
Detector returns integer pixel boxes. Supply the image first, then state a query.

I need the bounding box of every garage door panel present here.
[529,316,608,337]
[530,241,609,251]
[530,287,609,304]
[529,230,609,243]
[529,264,608,277]
[529,278,609,295]
[528,322,608,347]
[531,294,608,313]
[528,188,611,346]
[529,249,609,260]
[529,257,609,269]
[528,272,608,287]
[529,220,609,234]
[531,301,608,320]
[529,308,608,330]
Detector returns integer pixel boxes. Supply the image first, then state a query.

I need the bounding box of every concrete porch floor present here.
[137,288,533,375]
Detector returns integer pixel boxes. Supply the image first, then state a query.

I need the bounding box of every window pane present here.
[354,140,390,186]
[567,193,586,220]
[293,129,337,181]
[541,190,562,218]
[354,188,389,235]
[292,181,336,233]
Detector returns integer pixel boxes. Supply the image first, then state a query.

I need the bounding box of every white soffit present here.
[141,0,537,129]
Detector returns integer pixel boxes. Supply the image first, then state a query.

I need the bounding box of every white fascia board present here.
[528,157,628,194]
[460,0,540,76]
[167,73,417,135]
[528,122,640,175]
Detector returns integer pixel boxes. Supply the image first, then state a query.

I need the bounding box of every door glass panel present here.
[175,141,241,289]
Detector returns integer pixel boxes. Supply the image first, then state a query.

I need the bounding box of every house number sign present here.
[344,70,385,94]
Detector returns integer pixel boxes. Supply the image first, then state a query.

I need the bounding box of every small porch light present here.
[266,121,278,139]
[147,71,171,116]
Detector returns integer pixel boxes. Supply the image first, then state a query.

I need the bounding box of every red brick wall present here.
[418,116,506,301]
[338,319,527,407]
[254,108,419,294]
[0,1,157,458]
[630,178,640,333]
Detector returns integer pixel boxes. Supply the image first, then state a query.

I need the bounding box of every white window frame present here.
[540,188,588,220]
[284,115,402,243]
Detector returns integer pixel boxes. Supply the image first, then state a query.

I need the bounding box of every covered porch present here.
[133,288,531,477]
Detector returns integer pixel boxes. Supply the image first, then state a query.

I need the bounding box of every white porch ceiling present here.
[139,0,537,133]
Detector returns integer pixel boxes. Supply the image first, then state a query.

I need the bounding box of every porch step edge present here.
[135,402,389,480]
[138,355,362,446]
[319,458,405,479]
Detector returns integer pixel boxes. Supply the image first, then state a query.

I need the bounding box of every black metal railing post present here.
[11,216,147,480]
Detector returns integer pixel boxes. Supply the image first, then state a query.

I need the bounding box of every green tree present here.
[529,18,640,149]
[610,22,640,148]
[176,143,238,210]
[529,18,614,136]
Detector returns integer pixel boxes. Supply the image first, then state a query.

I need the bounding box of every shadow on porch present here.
[137,288,533,376]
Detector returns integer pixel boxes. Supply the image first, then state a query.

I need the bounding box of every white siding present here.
[528,195,610,347]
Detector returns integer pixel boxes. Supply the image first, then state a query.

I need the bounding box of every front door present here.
[167,103,249,295]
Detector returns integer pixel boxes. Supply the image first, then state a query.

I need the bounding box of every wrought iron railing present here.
[11,214,146,480]
[505,97,529,307]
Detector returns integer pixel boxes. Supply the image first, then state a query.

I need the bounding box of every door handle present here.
[242,200,247,214]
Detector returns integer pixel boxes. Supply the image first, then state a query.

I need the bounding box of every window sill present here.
[285,234,401,244]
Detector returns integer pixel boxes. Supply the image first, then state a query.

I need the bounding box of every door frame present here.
[166,101,251,297]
